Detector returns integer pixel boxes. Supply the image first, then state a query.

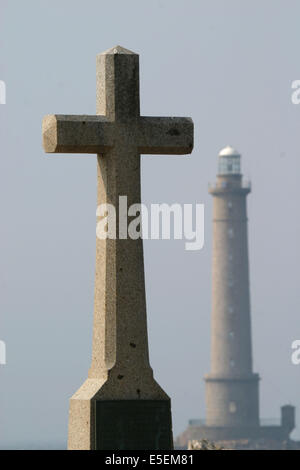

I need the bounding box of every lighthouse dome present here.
[218,145,240,158]
[218,145,241,175]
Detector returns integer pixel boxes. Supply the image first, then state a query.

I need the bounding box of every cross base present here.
[68,377,173,450]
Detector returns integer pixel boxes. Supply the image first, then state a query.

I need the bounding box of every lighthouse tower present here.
[176,146,296,448]
[205,145,260,429]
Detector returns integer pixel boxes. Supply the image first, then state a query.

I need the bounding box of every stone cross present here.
[42,45,193,450]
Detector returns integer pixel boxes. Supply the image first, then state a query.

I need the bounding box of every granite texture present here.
[42,45,194,450]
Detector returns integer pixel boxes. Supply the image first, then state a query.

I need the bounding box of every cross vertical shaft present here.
[90,149,150,379]
[90,49,149,381]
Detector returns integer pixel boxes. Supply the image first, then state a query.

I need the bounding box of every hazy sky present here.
[0,0,300,448]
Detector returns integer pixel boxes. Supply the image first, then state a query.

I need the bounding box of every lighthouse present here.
[205,145,259,428]
[176,146,296,448]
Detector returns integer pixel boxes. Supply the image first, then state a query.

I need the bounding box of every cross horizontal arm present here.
[42,115,114,154]
[137,117,193,155]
